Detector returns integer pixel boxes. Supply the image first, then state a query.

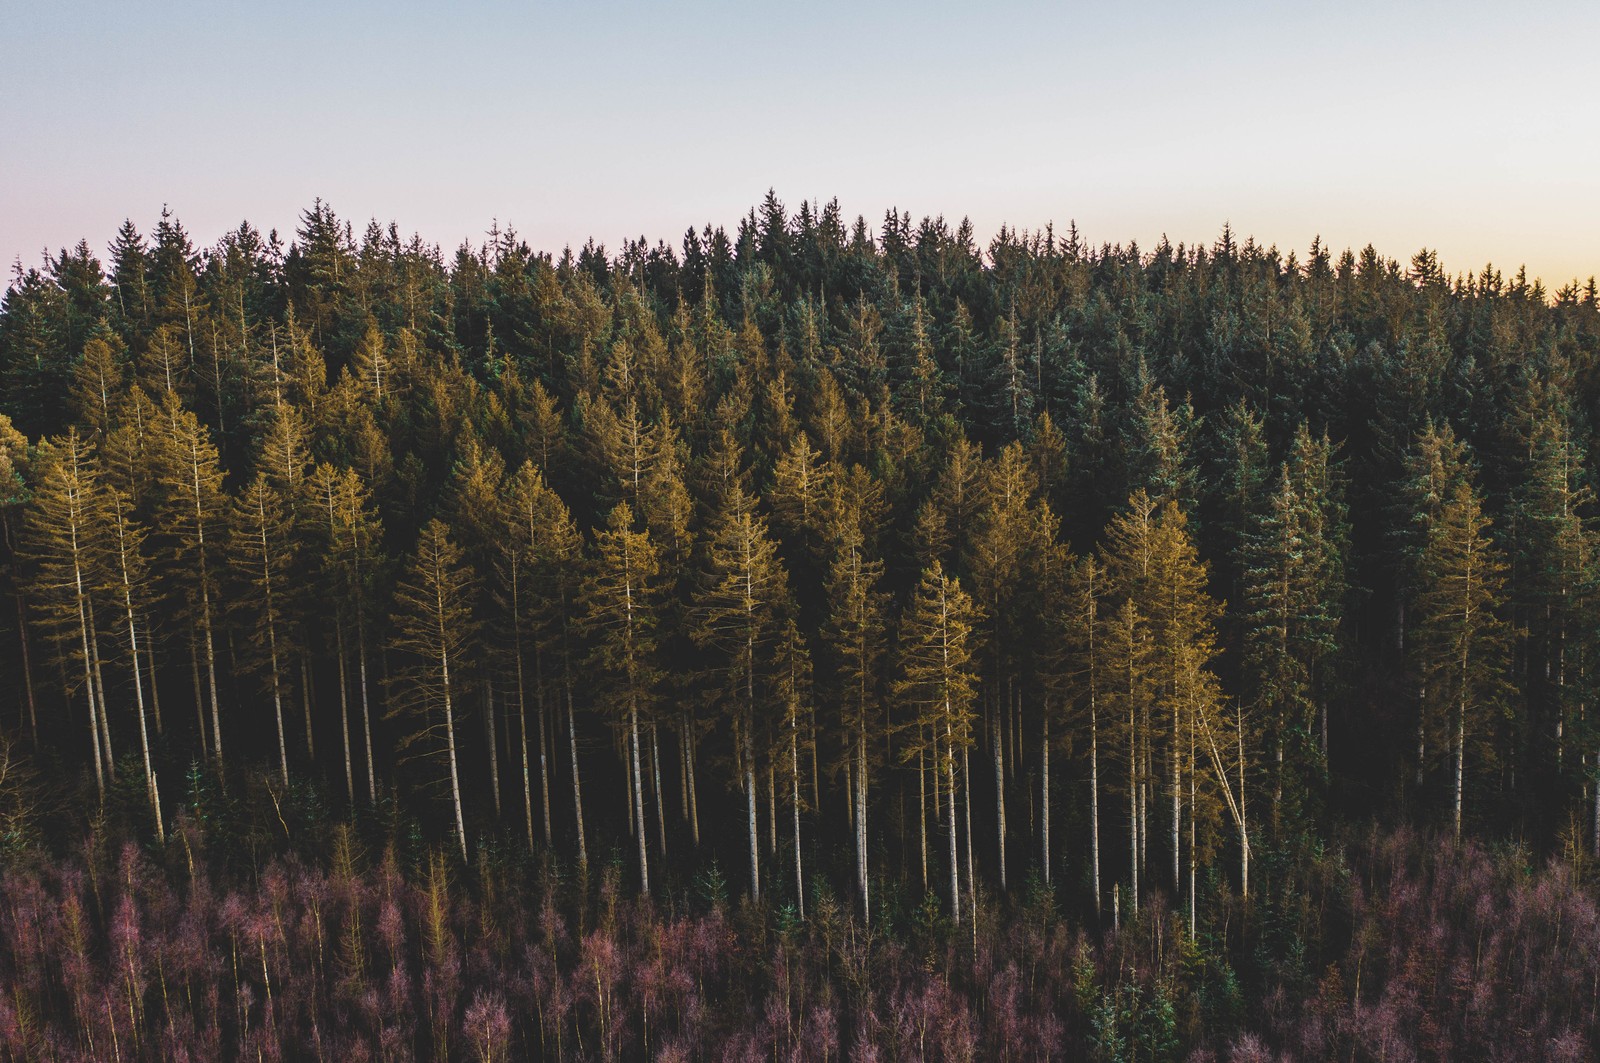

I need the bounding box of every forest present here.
[0,193,1598,1060]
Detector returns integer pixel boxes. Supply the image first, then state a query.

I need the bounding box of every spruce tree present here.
[389,518,479,863]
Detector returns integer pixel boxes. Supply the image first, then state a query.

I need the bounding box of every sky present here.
[3,0,1597,288]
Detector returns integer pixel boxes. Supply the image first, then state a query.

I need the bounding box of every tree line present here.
[2,194,1599,933]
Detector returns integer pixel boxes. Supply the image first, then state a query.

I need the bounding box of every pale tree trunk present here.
[13,596,39,744]
[300,656,315,760]
[962,744,975,919]
[1090,683,1101,917]
[485,677,501,819]
[116,562,162,840]
[629,693,649,894]
[1172,704,1181,898]
[336,622,354,805]
[144,629,162,735]
[1188,713,1197,939]
[945,726,960,926]
[267,617,287,787]
[994,695,1007,894]
[189,624,207,754]
[86,599,115,780]
[790,719,805,919]
[745,624,760,902]
[439,643,467,864]
[768,762,777,857]
[512,617,534,847]
[1129,692,1139,914]
[652,724,667,859]
[918,742,929,893]
[73,550,105,798]
[856,730,869,924]
[567,681,587,873]
[189,444,223,766]
[684,712,700,848]
[357,619,376,804]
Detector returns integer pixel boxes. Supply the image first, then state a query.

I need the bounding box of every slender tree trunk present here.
[945,728,960,925]
[629,693,649,894]
[15,597,38,743]
[200,579,222,765]
[300,655,315,761]
[144,627,162,736]
[72,551,104,796]
[962,743,975,918]
[485,677,501,819]
[1129,689,1139,914]
[678,722,690,821]
[357,620,376,804]
[652,723,667,859]
[1172,703,1181,898]
[856,730,869,924]
[745,626,760,902]
[1455,682,1466,838]
[1041,710,1051,885]
[790,718,804,919]
[513,629,534,847]
[1090,684,1101,917]
[685,712,700,848]
[768,762,778,857]
[440,643,467,863]
[86,600,115,779]
[994,697,1007,893]
[336,621,354,805]
[267,619,287,788]
[566,680,587,873]
[116,550,162,840]
[918,742,929,894]
[189,624,206,755]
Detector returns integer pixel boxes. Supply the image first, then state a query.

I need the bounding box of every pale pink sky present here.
[4,1,1597,288]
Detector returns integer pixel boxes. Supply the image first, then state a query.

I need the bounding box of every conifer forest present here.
[3,195,1600,1060]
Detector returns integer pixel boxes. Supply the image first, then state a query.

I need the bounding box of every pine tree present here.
[150,392,228,765]
[25,431,114,796]
[311,463,384,805]
[820,505,886,922]
[773,617,814,918]
[1413,479,1512,836]
[230,475,299,786]
[692,487,788,902]
[580,503,662,894]
[389,518,479,862]
[893,562,980,925]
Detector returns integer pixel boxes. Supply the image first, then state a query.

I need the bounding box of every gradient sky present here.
[3,1,1597,287]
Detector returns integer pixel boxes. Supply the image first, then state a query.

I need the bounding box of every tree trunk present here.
[336,621,354,805]
[1090,683,1101,917]
[15,597,38,743]
[300,655,315,760]
[790,719,804,919]
[652,723,667,859]
[566,681,587,873]
[684,712,700,848]
[1041,710,1051,885]
[856,730,869,924]
[994,697,1007,893]
[440,645,467,863]
[357,619,376,804]
[918,742,929,893]
[945,727,960,925]
[629,694,649,894]
[485,677,501,820]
